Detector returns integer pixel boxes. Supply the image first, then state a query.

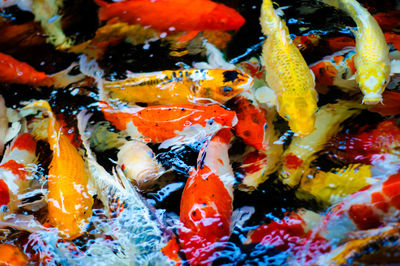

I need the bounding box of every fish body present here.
[231,96,267,150]
[95,0,245,34]
[117,140,165,189]
[179,129,234,264]
[0,52,53,87]
[0,133,37,213]
[24,100,93,239]
[331,119,400,164]
[0,244,29,266]
[100,102,237,143]
[321,0,391,104]
[260,0,318,136]
[101,69,252,105]
[310,48,357,90]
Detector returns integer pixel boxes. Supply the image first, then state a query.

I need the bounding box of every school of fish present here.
[0,0,399,265]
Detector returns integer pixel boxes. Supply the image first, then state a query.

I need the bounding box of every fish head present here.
[206,4,245,31]
[357,63,390,105]
[279,95,317,137]
[207,69,253,103]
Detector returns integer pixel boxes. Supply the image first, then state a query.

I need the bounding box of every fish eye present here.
[222,86,233,94]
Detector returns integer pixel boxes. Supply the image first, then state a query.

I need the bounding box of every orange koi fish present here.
[100,101,237,143]
[0,244,29,266]
[0,133,37,213]
[101,69,253,105]
[230,96,267,150]
[0,52,53,87]
[23,100,93,239]
[179,129,234,265]
[95,0,245,42]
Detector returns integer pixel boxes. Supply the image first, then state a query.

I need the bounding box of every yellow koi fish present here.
[260,0,318,136]
[321,0,391,104]
[100,69,253,105]
[24,100,93,239]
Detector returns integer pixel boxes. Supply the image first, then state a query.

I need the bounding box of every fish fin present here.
[390,59,400,75]
[177,31,200,43]
[230,206,255,233]
[50,63,86,88]
[348,73,356,80]
[94,0,109,7]
[0,214,46,233]
[275,5,291,17]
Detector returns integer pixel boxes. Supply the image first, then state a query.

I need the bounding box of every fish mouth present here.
[362,93,382,105]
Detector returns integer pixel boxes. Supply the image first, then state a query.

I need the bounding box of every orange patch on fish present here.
[0,160,28,180]
[0,244,28,266]
[100,102,237,143]
[0,52,53,86]
[310,61,338,86]
[284,153,304,170]
[179,166,232,265]
[348,204,382,230]
[232,96,267,150]
[0,179,10,206]
[10,133,36,153]
[161,237,182,265]
[241,151,267,174]
[371,192,389,213]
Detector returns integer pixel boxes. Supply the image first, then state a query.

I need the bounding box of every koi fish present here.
[245,210,330,264]
[321,0,391,104]
[75,110,173,265]
[279,100,365,187]
[330,119,400,165]
[0,52,84,87]
[100,101,237,144]
[230,96,267,150]
[260,0,318,136]
[117,140,165,189]
[0,133,38,214]
[95,0,245,42]
[298,164,375,206]
[0,244,29,266]
[293,33,321,52]
[23,100,93,239]
[316,223,400,264]
[179,129,234,265]
[315,171,400,247]
[100,69,253,105]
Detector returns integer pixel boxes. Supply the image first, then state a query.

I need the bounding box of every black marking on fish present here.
[223,70,241,83]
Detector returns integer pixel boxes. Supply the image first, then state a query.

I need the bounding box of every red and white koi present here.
[0,133,38,215]
[179,129,235,265]
[100,101,237,145]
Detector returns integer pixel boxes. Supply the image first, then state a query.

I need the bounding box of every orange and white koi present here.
[0,243,29,266]
[100,101,237,144]
[321,0,391,104]
[0,133,38,214]
[260,0,318,136]
[100,68,253,105]
[179,129,234,265]
[117,140,165,190]
[23,100,93,239]
[279,100,365,187]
